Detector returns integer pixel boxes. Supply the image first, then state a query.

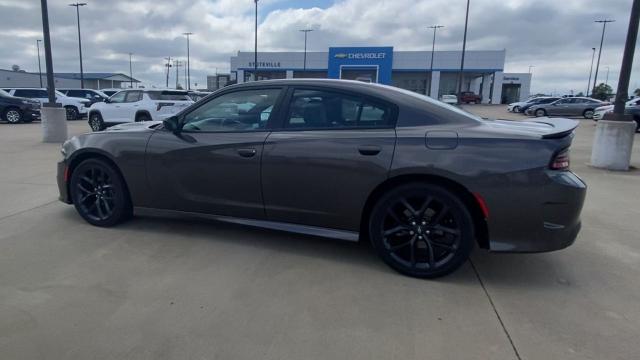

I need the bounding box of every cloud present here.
[0,0,636,93]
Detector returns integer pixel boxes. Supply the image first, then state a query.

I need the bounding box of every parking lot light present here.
[456,0,471,104]
[427,25,444,96]
[587,47,596,96]
[36,39,43,88]
[592,19,615,97]
[299,29,313,73]
[183,32,193,90]
[69,3,87,89]
[254,0,259,81]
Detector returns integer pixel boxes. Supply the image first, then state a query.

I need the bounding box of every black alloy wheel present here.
[89,113,105,131]
[65,106,79,120]
[70,159,131,227]
[3,108,23,123]
[369,183,474,278]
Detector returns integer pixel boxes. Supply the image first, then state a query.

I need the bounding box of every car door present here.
[261,87,397,231]
[145,86,285,219]
[101,91,127,122]
[123,90,143,121]
[549,98,572,116]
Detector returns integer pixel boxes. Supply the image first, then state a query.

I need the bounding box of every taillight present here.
[156,102,175,111]
[550,149,570,170]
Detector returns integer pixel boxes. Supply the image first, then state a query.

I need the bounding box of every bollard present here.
[41,106,68,143]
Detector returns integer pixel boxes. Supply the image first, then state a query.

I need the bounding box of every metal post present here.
[587,47,596,96]
[428,25,444,96]
[254,0,259,81]
[165,57,171,88]
[36,39,43,88]
[40,0,57,105]
[605,66,610,86]
[613,0,639,117]
[128,52,133,88]
[456,0,470,103]
[175,60,180,89]
[69,3,87,89]
[183,32,193,90]
[299,29,313,73]
[592,19,615,96]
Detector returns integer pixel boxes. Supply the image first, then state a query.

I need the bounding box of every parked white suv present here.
[88,89,194,131]
[3,88,90,120]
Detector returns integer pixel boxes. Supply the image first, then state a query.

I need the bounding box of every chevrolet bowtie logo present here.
[334,53,348,59]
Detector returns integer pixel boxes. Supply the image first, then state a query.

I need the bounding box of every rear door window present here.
[284,88,392,129]
[147,91,191,101]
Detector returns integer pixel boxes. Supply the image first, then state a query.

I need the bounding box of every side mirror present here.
[163,116,181,134]
[104,98,111,103]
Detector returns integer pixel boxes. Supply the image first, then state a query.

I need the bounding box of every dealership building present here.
[230,47,530,104]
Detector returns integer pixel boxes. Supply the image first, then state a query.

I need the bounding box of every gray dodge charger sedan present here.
[57,79,586,278]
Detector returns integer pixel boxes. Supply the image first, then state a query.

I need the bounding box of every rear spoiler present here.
[533,118,579,139]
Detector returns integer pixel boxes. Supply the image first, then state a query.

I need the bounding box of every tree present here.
[634,88,640,97]
[592,83,613,101]
[576,92,585,97]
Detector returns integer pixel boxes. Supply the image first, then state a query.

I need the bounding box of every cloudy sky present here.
[0,0,637,94]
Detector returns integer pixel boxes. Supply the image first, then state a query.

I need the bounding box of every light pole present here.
[587,47,596,96]
[528,65,535,74]
[592,19,615,96]
[174,60,182,89]
[69,3,87,88]
[254,0,259,81]
[300,29,313,73]
[456,0,471,103]
[164,57,172,88]
[183,32,193,90]
[128,52,133,88]
[427,25,444,96]
[36,39,43,87]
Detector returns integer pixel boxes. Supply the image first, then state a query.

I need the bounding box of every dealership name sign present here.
[334,52,387,60]
[248,61,281,68]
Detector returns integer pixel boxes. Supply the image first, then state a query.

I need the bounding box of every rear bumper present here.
[57,160,71,204]
[487,171,586,253]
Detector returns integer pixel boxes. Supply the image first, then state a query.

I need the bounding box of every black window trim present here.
[271,85,399,132]
[176,85,288,134]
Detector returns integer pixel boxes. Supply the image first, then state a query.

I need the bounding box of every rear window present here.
[147,91,191,101]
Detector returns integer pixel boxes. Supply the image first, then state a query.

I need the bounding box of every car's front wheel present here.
[513,106,520,112]
[3,107,23,124]
[535,109,546,117]
[368,183,474,278]
[88,112,105,131]
[70,158,132,227]
[583,109,595,119]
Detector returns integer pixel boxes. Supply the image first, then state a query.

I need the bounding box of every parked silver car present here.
[526,97,606,118]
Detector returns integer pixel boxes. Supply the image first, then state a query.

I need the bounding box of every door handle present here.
[358,145,382,156]
[237,148,257,158]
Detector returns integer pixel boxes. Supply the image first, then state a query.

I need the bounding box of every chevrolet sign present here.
[334,52,386,60]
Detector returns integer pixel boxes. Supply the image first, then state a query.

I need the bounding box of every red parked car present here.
[459,91,482,104]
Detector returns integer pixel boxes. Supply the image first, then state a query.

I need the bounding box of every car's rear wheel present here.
[583,109,595,119]
[88,112,105,131]
[65,106,79,120]
[368,183,474,278]
[513,106,520,112]
[70,158,132,227]
[3,107,23,124]
[535,109,546,117]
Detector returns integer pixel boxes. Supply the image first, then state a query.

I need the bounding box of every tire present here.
[65,106,79,120]
[535,109,546,117]
[69,158,132,227]
[368,183,475,279]
[88,112,105,132]
[513,106,520,113]
[2,107,23,124]
[635,117,640,133]
[583,109,595,119]
[135,113,151,122]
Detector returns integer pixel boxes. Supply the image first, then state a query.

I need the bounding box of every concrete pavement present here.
[0,110,638,359]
